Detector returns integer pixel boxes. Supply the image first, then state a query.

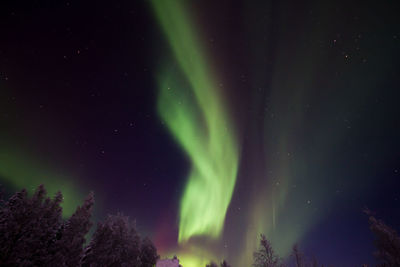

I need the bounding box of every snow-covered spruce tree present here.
[253,234,285,267]
[140,236,159,267]
[82,213,142,267]
[0,185,63,266]
[365,209,400,266]
[49,192,94,266]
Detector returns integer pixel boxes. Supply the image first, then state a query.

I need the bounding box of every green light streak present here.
[150,0,239,243]
[0,149,84,217]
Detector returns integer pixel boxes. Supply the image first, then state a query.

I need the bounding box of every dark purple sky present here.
[0,0,399,266]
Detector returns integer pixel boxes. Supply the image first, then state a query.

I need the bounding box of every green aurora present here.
[150,0,239,257]
[0,148,84,217]
[149,1,342,265]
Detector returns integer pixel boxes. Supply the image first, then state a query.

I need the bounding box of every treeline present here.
[0,185,158,266]
[172,210,400,267]
[222,209,400,267]
[1,185,399,266]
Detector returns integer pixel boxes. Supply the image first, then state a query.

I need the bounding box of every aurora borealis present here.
[151,0,239,245]
[1,0,400,266]
[0,148,84,216]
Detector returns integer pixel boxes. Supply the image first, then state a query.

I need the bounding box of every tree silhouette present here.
[51,192,94,266]
[140,236,159,267]
[293,244,305,267]
[82,213,141,266]
[365,208,400,266]
[253,234,284,267]
[0,185,158,267]
[0,185,63,265]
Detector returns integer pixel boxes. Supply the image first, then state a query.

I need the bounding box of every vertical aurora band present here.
[150,0,239,243]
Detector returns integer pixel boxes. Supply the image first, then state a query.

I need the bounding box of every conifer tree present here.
[140,236,159,267]
[0,185,63,265]
[51,192,94,266]
[365,209,400,266]
[253,234,285,267]
[82,213,141,267]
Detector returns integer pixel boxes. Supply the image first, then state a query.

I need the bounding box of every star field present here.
[1,0,400,266]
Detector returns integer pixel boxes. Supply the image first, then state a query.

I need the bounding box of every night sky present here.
[1,0,400,266]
